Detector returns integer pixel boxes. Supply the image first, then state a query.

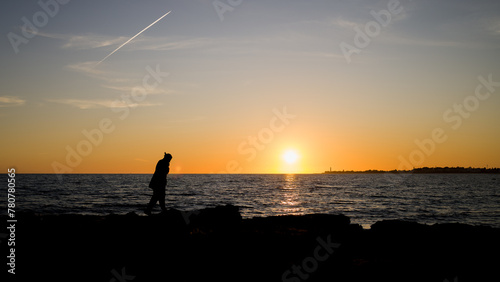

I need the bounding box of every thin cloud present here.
[131,37,214,51]
[381,35,482,48]
[482,18,500,35]
[102,85,174,95]
[0,96,26,107]
[63,35,130,50]
[35,28,215,53]
[27,30,128,50]
[65,34,213,52]
[66,61,133,83]
[47,98,161,110]
[333,18,359,29]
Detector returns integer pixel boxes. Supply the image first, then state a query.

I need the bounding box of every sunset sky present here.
[1,0,500,174]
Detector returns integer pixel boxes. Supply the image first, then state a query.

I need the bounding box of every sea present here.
[5,173,500,229]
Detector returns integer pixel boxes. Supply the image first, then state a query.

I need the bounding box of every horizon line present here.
[8,166,500,175]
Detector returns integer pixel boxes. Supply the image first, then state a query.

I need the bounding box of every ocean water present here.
[5,173,500,228]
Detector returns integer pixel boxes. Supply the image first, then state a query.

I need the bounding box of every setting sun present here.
[283,150,299,164]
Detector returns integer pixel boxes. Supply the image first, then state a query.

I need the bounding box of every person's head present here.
[163,152,173,162]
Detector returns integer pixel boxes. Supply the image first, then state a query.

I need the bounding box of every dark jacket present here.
[149,159,170,189]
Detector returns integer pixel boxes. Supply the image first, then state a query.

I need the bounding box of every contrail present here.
[96,10,171,66]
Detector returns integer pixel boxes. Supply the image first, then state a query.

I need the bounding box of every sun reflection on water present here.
[279,174,304,215]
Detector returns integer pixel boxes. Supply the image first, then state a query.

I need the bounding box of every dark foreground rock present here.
[2,205,499,282]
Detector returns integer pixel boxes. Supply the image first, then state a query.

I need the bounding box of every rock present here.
[189,204,242,231]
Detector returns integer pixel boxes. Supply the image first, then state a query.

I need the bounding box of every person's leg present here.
[145,191,159,214]
[158,188,167,212]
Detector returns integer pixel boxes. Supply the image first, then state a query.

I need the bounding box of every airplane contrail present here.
[96,10,171,66]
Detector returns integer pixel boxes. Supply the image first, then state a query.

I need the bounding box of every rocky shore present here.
[3,205,499,282]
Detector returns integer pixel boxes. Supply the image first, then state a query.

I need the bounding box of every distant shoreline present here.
[324,167,500,174]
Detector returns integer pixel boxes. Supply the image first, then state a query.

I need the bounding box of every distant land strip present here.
[323,167,500,174]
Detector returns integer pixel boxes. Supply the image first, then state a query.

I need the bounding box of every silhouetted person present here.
[145,152,172,215]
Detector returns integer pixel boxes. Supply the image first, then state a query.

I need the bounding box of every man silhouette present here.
[145,152,172,215]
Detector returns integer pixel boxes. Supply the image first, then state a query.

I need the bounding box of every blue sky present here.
[1,0,500,173]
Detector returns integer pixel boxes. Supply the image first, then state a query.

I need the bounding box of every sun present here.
[283,150,299,164]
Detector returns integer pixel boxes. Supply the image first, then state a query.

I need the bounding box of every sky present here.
[1,0,500,174]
